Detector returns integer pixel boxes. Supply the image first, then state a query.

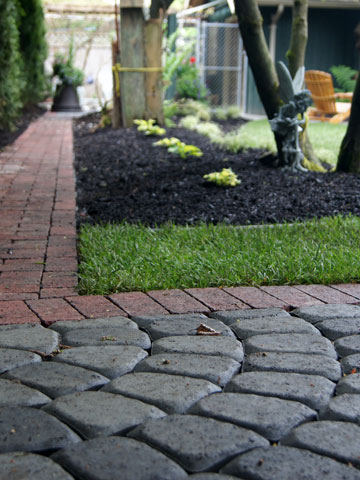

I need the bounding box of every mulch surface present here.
[0,106,46,151]
[73,113,360,227]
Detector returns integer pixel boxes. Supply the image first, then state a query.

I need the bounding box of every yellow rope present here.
[112,63,163,97]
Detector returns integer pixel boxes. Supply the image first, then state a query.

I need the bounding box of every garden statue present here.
[270,62,312,172]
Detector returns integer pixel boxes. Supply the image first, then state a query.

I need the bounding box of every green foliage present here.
[18,0,48,104]
[153,137,180,147]
[163,31,195,94]
[78,215,360,294]
[134,119,166,136]
[203,168,241,187]
[330,65,357,93]
[175,58,208,100]
[166,139,203,158]
[52,39,85,88]
[0,0,24,130]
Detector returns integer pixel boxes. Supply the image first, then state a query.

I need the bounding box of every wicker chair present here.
[305,70,353,123]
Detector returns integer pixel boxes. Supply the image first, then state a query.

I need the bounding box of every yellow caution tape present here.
[112,63,163,97]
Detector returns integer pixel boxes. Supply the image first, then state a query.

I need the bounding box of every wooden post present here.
[144,19,164,125]
[120,0,146,127]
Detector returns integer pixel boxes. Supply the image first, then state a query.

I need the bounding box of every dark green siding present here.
[246,6,360,115]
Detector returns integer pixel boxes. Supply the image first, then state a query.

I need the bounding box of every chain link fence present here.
[176,18,248,110]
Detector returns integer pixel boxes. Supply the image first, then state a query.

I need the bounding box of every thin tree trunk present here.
[336,72,360,172]
[287,0,322,167]
[287,0,308,78]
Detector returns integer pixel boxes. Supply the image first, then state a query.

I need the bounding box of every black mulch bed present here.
[0,106,46,151]
[73,113,360,227]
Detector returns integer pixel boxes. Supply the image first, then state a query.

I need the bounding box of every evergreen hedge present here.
[18,0,48,105]
[0,0,24,130]
[0,0,47,130]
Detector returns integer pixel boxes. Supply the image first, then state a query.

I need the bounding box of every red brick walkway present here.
[1,112,360,326]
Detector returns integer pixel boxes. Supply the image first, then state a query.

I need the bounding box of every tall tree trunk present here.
[235,0,289,165]
[287,0,322,168]
[235,0,280,120]
[336,72,360,172]
[287,0,308,77]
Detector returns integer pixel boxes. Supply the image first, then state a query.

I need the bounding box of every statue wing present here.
[276,61,295,102]
[293,66,305,94]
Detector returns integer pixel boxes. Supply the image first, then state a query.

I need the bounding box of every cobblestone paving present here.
[1,304,360,479]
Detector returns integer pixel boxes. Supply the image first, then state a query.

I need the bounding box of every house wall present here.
[246,6,360,115]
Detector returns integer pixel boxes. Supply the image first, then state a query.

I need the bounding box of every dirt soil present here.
[73,113,360,227]
[0,106,46,151]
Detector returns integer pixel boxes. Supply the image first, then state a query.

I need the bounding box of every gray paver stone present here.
[152,335,244,362]
[3,362,109,398]
[230,316,319,339]
[189,475,240,479]
[225,371,335,410]
[0,324,60,354]
[320,393,360,422]
[128,414,269,473]
[51,436,187,480]
[221,445,360,480]
[0,406,80,454]
[102,372,221,414]
[50,316,138,335]
[0,348,42,374]
[292,304,360,324]
[336,373,360,394]
[135,353,240,387]
[133,313,207,329]
[60,326,151,349]
[210,308,290,326]
[0,378,50,408]
[244,333,337,358]
[243,351,341,381]
[143,317,235,341]
[341,354,360,374]
[44,391,166,438]
[335,335,360,357]
[190,392,316,441]
[0,452,74,480]
[281,420,360,466]
[53,345,148,379]
[315,318,360,340]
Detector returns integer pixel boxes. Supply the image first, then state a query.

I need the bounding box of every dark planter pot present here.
[51,84,82,112]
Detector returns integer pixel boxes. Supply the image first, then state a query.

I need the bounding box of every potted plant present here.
[51,41,84,112]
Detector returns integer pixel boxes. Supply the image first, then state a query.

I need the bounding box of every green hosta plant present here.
[134,119,165,136]
[168,141,203,159]
[153,137,180,147]
[203,168,240,187]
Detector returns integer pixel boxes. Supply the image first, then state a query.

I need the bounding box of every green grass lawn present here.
[78,216,360,295]
[212,119,347,166]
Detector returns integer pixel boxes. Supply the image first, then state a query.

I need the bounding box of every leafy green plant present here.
[168,140,203,158]
[330,65,357,93]
[134,119,166,136]
[203,168,240,187]
[52,39,84,88]
[153,137,180,147]
[163,30,195,95]
[175,57,208,100]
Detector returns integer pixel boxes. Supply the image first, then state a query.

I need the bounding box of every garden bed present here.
[0,105,46,151]
[73,113,360,227]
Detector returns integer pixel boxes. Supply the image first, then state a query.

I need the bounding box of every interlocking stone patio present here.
[1,112,360,478]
